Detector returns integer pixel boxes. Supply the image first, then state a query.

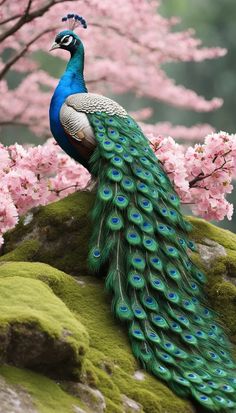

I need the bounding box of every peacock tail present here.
[48,17,236,411]
[87,111,236,411]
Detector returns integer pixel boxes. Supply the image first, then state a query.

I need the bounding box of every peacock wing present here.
[59,92,128,161]
[59,95,96,161]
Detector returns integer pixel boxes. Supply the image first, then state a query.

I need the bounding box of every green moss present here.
[0,366,87,413]
[126,389,162,413]
[0,240,40,262]
[186,216,236,340]
[0,261,72,290]
[36,191,94,227]
[81,358,99,387]
[1,192,95,275]
[206,280,236,339]
[112,364,193,413]
[0,275,88,373]
[94,366,121,405]
[105,399,124,413]
[55,276,136,372]
[188,215,236,250]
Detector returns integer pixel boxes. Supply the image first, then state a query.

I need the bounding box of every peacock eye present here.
[60,35,74,46]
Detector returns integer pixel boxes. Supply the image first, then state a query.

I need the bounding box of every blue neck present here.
[53,47,87,105]
[49,46,89,167]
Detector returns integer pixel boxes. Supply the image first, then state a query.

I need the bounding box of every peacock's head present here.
[49,14,87,53]
[50,30,82,53]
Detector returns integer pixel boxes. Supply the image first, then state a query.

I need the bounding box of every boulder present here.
[0,192,236,412]
[0,270,88,376]
[0,192,94,276]
[189,216,236,343]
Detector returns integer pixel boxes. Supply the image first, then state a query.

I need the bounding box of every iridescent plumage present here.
[49,15,236,411]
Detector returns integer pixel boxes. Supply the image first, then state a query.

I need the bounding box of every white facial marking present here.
[60,35,74,46]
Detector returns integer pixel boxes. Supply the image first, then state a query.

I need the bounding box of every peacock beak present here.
[49,42,60,52]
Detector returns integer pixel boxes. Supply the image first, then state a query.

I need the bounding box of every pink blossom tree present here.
[0,0,227,139]
[0,0,235,245]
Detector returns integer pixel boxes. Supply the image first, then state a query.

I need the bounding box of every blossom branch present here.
[0,28,55,80]
[0,0,33,25]
[50,184,80,196]
[189,153,232,188]
[86,76,108,84]
[0,0,68,42]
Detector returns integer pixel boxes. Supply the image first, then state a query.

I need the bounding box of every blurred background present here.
[160,0,235,134]
[161,0,236,232]
[2,0,236,231]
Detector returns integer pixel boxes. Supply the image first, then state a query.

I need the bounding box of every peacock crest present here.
[61,13,87,30]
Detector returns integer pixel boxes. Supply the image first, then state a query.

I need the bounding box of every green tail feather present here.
[87,112,236,411]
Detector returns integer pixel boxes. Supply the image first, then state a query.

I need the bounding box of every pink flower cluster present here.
[0,132,235,247]
[0,140,90,246]
[0,0,235,246]
[150,131,236,220]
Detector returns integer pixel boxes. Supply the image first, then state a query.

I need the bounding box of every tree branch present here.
[0,13,23,26]
[0,0,68,43]
[25,0,33,16]
[0,28,55,80]
[50,184,80,196]
[189,153,232,187]
[86,76,107,84]
[0,0,33,25]
[0,120,31,127]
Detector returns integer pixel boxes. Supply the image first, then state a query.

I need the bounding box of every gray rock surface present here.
[0,376,37,413]
[122,394,143,412]
[133,370,146,381]
[197,238,227,268]
[64,382,106,413]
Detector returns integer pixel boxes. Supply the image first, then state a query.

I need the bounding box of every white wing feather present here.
[60,93,127,147]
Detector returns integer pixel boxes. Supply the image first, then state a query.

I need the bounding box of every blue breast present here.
[49,72,89,168]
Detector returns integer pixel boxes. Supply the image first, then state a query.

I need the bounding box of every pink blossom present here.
[0,0,227,140]
[0,132,235,248]
[0,1,235,248]
[0,140,91,246]
[151,131,236,221]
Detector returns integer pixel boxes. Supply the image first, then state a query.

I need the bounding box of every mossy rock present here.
[188,216,236,342]
[0,261,194,413]
[0,272,88,377]
[0,192,94,276]
[0,193,236,412]
[0,366,88,413]
[1,191,236,340]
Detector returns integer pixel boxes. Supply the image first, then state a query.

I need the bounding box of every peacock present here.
[49,14,236,411]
